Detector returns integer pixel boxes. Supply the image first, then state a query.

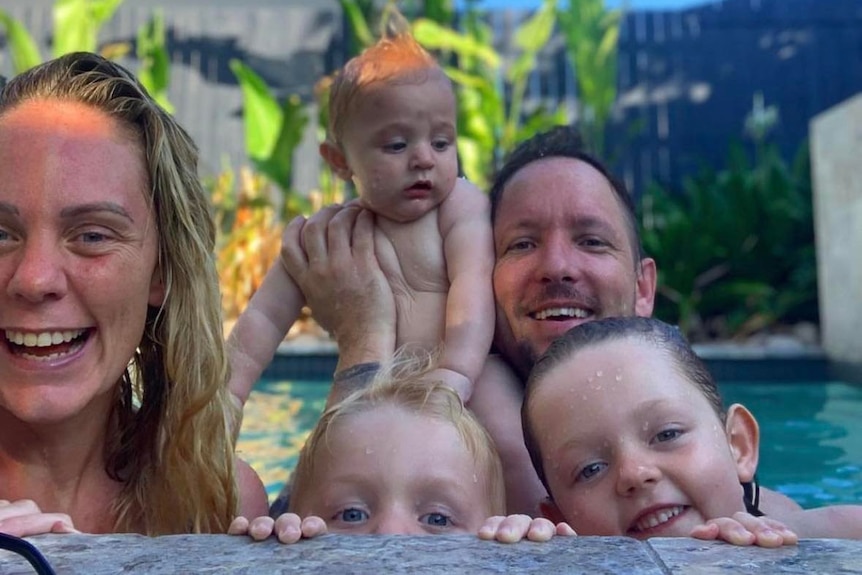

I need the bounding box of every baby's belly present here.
[396,291,446,352]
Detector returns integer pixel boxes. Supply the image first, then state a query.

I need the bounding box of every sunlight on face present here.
[529,337,747,539]
[292,405,494,535]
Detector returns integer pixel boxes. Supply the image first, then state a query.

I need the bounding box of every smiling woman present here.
[0,51,267,537]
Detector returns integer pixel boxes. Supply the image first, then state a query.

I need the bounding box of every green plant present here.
[640,139,817,341]
[557,0,621,157]
[0,0,173,111]
[414,0,567,188]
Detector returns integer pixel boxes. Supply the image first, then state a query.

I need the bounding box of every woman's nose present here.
[5,237,67,303]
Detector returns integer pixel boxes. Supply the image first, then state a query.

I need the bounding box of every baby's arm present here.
[478,515,576,543]
[228,513,328,544]
[227,224,305,406]
[690,512,798,547]
[433,179,496,401]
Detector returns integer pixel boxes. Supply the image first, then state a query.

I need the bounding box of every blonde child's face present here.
[292,404,494,535]
[530,338,753,539]
[338,70,458,223]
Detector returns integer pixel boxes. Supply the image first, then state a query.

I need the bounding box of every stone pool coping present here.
[3,533,861,574]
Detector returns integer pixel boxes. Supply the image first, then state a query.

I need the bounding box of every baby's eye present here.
[420,512,452,527]
[336,508,369,523]
[383,141,407,153]
[431,138,450,151]
[578,461,607,481]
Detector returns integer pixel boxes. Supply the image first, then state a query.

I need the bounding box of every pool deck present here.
[3,533,862,574]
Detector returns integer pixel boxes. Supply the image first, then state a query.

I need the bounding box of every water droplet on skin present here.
[596,370,603,378]
[365,448,374,455]
[615,374,622,382]
[473,474,478,483]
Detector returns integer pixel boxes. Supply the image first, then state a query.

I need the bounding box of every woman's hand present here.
[477,514,576,543]
[228,513,328,544]
[690,512,798,547]
[0,499,78,537]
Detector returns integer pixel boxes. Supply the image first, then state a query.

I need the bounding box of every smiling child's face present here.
[529,337,756,539]
[292,404,495,535]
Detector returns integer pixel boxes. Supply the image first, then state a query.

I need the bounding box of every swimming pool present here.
[236,378,862,509]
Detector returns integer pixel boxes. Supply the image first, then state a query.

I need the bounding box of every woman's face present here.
[0,99,165,426]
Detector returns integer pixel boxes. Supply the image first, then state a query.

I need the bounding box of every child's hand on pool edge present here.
[228,513,328,543]
[690,512,798,547]
[477,514,577,543]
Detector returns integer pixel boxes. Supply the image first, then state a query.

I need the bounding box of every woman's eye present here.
[578,462,607,481]
[336,508,368,523]
[420,512,451,527]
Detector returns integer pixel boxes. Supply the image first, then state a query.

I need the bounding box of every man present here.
[280,126,800,518]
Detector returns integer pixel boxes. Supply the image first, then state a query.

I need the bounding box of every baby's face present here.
[529,338,749,538]
[293,404,494,534]
[339,70,458,223]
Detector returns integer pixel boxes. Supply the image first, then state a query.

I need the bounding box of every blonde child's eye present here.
[336,507,368,523]
[420,512,451,527]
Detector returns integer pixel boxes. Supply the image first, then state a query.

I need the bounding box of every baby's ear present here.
[319,141,352,182]
[725,403,760,483]
[539,497,566,524]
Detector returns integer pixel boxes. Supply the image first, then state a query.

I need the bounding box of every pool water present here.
[237,378,862,509]
[721,381,862,509]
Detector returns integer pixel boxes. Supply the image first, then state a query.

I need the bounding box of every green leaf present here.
[413,18,500,67]
[229,59,282,161]
[53,0,123,57]
[0,10,43,72]
[136,10,174,113]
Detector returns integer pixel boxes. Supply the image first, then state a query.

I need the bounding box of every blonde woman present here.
[0,52,268,536]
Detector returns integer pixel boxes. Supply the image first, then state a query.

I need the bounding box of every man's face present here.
[491,157,656,376]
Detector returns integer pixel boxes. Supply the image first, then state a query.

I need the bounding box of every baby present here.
[229,354,573,542]
[522,316,862,545]
[228,12,540,514]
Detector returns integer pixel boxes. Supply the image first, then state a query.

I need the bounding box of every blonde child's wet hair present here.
[326,6,446,147]
[290,351,506,517]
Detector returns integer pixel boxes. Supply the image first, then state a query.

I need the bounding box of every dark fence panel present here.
[2,0,861,198]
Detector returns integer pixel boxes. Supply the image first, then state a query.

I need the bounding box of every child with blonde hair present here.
[230,353,573,542]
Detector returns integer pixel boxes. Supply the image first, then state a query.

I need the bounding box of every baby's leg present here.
[469,356,548,517]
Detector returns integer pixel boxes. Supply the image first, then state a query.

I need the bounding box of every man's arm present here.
[280,205,397,406]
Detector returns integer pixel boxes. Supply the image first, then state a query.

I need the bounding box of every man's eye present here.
[581,237,608,248]
[336,508,368,523]
[420,512,451,527]
[507,239,535,252]
[578,461,607,481]
[80,231,108,243]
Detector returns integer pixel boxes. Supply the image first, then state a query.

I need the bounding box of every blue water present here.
[720,381,862,509]
[238,378,862,509]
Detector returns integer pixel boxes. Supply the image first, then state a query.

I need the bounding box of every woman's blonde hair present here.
[290,351,506,517]
[0,52,238,534]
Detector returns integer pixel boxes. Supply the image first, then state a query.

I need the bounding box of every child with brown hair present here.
[522,316,862,544]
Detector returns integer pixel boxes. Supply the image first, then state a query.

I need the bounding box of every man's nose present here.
[536,234,580,283]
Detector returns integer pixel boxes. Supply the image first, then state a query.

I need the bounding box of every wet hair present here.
[290,351,506,518]
[489,125,645,263]
[326,8,447,148]
[0,52,238,534]
[521,316,724,492]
